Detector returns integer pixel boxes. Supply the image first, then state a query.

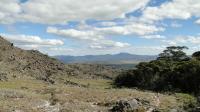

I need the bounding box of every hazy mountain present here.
[54,53,157,64]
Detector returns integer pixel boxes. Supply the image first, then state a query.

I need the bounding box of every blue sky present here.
[1,0,200,56]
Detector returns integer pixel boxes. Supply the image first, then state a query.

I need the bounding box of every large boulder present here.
[110,99,147,112]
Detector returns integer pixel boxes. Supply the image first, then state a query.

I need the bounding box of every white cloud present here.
[95,22,164,36]
[89,41,130,49]
[101,22,117,27]
[170,22,182,28]
[162,35,200,46]
[45,47,75,56]
[16,44,42,50]
[161,40,177,46]
[0,0,150,24]
[0,0,21,24]
[185,36,200,44]
[47,27,103,41]
[47,19,164,49]
[1,34,64,49]
[47,27,130,49]
[141,0,200,23]
[49,47,74,52]
[195,19,200,25]
[98,22,117,27]
[143,35,165,39]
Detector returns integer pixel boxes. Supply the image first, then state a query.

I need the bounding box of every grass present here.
[66,77,112,89]
[0,79,197,111]
[0,79,47,90]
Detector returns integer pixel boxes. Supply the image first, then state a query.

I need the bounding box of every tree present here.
[192,51,200,60]
[157,46,189,61]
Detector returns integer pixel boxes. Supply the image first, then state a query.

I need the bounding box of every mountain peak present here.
[117,52,132,55]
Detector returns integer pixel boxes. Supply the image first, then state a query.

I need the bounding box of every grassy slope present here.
[0,79,196,112]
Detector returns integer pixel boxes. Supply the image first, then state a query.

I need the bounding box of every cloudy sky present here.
[1,0,200,56]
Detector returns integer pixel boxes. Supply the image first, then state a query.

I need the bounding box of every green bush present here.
[114,46,200,95]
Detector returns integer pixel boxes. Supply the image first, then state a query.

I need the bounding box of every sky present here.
[1,0,200,56]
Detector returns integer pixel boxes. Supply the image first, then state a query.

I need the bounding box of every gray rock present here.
[127,99,140,110]
[110,99,144,112]
[170,109,178,112]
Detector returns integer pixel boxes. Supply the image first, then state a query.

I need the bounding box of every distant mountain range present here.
[54,53,157,64]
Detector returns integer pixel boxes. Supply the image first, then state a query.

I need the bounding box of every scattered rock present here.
[37,100,60,112]
[12,110,24,112]
[64,80,87,88]
[0,72,8,81]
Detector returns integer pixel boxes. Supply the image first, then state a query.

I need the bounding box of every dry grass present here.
[0,79,196,112]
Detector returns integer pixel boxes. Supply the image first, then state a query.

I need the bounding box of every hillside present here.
[0,36,120,82]
[54,53,157,64]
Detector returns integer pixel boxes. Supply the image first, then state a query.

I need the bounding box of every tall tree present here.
[158,46,189,61]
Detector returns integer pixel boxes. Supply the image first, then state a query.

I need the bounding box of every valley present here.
[0,36,198,112]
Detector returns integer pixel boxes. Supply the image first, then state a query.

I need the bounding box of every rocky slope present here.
[0,36,69,83]
[0,36,120,83]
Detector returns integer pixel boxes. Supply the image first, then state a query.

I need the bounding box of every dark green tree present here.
[157,46,189,61]
[192,51,200,60]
